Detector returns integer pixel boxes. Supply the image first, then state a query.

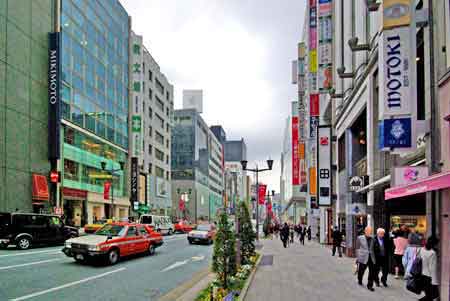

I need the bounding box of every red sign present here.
[258,184,267,205]
[103,181,111,200]
[310,94,319,116]
[320,136,329,145]
[292,117,300,185]
[50,171,59,183]
[62,187,87,198]
[32,174,49,201]
[179,198,185,211]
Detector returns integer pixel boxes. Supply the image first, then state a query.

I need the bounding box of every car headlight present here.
[87,245,100,251]
[65,242,72,248]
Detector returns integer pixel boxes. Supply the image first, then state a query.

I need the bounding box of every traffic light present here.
[50,171,61,183]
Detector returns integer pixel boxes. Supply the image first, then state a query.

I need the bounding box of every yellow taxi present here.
[84,219,112,234]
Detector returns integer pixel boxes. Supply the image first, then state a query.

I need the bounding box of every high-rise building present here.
[129,31,173,216]
[224,139,247,162]
[0,1,54,212]
[58,0,130,226]
[171,109,224,222]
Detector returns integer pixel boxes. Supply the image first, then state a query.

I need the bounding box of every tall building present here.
[171,109,224,222]
[59,0,130,226]
[0,1,54,212]
[129,31,173,216]
[224,139,247,162]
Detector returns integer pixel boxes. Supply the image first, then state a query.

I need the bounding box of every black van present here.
[0,212,78,250]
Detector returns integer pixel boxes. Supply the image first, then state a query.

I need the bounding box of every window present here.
[166,139,169,148]
[166,107,170,117]
[155,78,164,95]
[166,155,169,165]
[142,62,145,73]
[127,226,137,236]
[156,114,164,128]
[156,96,164,112]
[149,88,152,100]
[149,108,152,119]
[148,163,152,174]
[142,100,145,114]
[155,131,164,145]
[149,126,152,137]
[155,166,164,178]
[148,144,152,155]
[338,135,346,171]
[142,81,145,92]
[155,148,164,161]
[166,91,170,101]
[139,226,148,235]
[166,171,170,180]
[64,159,79,181]
[166,123,170,133]
[148,70,153,81]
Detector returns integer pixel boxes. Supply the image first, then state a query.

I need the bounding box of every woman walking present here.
[393,229,409,278]
[402,233,423,279]
[420,237,439,300]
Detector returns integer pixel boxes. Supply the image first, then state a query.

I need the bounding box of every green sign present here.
[133,44,140,54]
[132,115,141,132]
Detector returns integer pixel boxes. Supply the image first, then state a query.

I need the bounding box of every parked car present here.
[187,223,216,245]
[174,220,195,233]
[83,219,112,234]
[0,212,78,250]
[63,222,163,265]
[139,215,174,235]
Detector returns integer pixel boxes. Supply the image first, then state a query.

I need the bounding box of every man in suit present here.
[356,226,377,291]
[373,228,391,287]
[332,226,343,257]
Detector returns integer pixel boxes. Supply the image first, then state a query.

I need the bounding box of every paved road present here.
[0,234,212,301]
[246,238,421,301]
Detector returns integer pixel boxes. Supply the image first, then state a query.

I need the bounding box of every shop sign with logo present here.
[317,126,331,206]
[347,203,366,215]
[349,176,366,192]
[48,32,61,160]
[393,166,429,186]
[379,117,412,148]
[130,34,144,159]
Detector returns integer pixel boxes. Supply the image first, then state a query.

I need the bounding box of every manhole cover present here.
[260,255,273,266]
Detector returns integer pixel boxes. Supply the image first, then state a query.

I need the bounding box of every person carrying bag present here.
[406,248,424,295]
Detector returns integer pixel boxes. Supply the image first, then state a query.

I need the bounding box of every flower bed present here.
[196,254,260,301]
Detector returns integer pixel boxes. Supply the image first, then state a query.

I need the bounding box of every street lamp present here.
[101,161,124,219]
[240,159,274,241]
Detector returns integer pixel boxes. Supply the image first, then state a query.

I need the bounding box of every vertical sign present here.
[131,33,143,160]
[131,115,142,157]
[131,157,139,204]
[48,32,61,160]
[291,60,298,84]
[258,184,267,205]
[317,126,331,206]
[292,117,300,185]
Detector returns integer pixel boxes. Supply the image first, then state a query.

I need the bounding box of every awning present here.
[385,171,450,200]
[32,174,49,201]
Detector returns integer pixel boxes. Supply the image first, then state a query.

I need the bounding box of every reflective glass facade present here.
[60,0,129,149]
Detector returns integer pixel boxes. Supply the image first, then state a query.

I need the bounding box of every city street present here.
[0,234,212,301]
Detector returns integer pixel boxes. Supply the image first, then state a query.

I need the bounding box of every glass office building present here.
[59,0,130,226]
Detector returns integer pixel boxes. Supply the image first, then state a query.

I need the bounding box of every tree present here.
[212,211,236,288]
[238,201,256,265]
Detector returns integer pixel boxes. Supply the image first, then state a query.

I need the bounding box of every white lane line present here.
[0,258,63,271]
[10,268,126,301]
[161,259,189,272]
[0,248,62,258]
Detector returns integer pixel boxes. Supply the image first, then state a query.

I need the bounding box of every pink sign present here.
[385,171,450,200]
[393,166,429,186]
[292,117,300,185]
[309,29,317,50]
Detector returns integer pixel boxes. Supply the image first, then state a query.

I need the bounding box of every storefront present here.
[62,187,88,227]
[385,193,427,236]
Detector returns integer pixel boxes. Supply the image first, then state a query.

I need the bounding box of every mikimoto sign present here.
[48,32,61,160]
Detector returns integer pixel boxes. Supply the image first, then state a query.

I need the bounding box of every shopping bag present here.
[406,275,425,295]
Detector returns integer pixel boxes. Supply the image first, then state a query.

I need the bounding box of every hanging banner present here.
[318,66,332,91]
[103,181,111,200]
[319,0,332,16]
[292,117,300,185]
[317,126,331,206]
[309,168,317,196]
[292,60,298,84]
[258,184,267,205]
[309,50,318,73]
[299,142,307,184]
[310,116,320,138]
[310,94,320,116]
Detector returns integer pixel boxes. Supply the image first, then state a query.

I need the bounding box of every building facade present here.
[59,0,130,226]
[0,0,54,213]
[129,31,173,216]
[171,109,224,222]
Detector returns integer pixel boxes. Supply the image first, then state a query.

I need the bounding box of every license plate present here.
[76,254,84,260]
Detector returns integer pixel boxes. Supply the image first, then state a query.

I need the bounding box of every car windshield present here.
[95,224,125,236]
[196,224,211,231]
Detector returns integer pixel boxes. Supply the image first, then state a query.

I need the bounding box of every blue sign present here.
[380,118,412,148]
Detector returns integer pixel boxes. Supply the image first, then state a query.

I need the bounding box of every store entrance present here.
[387,193,426,237]
[63,199,87,227]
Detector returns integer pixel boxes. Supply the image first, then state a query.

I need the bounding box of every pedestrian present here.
[402,232,423,279]
[280,223,289,248]
[393,229,409,279]
[274,223,280,239]
[289,225,294,244]
[299,225,306,245]
[356,226,377,291]
[419,236,439,300]
[307,226,312,241]
[373,228,391,287]
[332,226,343,257]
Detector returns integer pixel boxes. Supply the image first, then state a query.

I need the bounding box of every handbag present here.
[406,275,425,295]
[410,248,422,277]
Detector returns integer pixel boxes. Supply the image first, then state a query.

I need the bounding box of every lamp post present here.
[240,159,273,241]
[101,161,124,219]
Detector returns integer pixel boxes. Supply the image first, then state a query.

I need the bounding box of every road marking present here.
[0,248,62,258]
[10,268,126,301]
[0,258,63,270]
[161,259,189,272]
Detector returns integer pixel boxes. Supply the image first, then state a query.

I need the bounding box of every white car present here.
[139,215,174,235]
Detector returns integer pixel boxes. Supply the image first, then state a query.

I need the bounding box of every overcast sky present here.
[121,0,305,191]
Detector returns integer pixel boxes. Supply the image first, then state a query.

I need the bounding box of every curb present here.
[237,253,262,301]
[158,267,212,301]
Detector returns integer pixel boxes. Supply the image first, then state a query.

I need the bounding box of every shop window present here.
[64,159,79,181]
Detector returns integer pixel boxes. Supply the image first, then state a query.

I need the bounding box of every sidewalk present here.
[245,238,422,301]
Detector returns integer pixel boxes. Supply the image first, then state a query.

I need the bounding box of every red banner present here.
[258,184,267,204]
[179,198,185,211]
[292,117,300,185]
[103,181,111,200]
[32,174,49,201]
[310,94,319,116]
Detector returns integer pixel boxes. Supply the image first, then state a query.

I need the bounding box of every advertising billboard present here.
[317,126,331,206]
[292,117,300,185]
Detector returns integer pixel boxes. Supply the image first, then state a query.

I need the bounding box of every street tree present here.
[238,201,256,265]
[212,211,236,288]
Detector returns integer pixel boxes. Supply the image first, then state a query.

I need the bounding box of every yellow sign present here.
[299,142,305,160]
[88,173,112,179]
[309,50,317,73]
[309,167,317,196]
[382,0,411,30]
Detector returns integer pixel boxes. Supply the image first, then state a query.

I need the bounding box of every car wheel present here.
[107,249,120,265]
[16,237,31,250]
[148,244,156,256]
[168,229,173,236]
[188,239,193,244]
[74,257,85,264]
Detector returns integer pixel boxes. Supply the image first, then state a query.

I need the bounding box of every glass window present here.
[155,131,164,145]
[71,106,84,127]
[148,163,152,174]
[155,96,164,112]
[149,126,152,137]
[155,166,164,178]
[155,148,164,162]
[148,70,152,81]
[155,78,164,95]
[64,159,79,181]
[149,88,152,100]
[127,226,137,236]
[156,114,164,129]
[149,108,152,119]
[148,144,152,155]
